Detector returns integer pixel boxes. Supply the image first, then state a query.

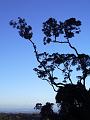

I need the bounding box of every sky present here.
[0,0,90,112]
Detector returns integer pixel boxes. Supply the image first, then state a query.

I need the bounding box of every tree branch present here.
[67,39,79,56]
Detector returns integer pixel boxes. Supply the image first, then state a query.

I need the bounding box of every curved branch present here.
[30,40,61,91]
[67,39,79,56]
[51,40,68,44]
[42,78,57,92]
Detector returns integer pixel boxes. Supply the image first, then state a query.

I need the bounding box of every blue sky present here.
[0,0,90,112]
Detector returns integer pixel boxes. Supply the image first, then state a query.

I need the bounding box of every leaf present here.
[63,80,67,83]
[76,76,82,79]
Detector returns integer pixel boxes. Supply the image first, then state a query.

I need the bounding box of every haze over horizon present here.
[0,0,90,112]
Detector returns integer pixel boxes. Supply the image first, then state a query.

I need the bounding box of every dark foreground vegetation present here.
[0,113,40,120]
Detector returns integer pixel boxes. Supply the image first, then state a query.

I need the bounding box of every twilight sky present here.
[0,0,90,112]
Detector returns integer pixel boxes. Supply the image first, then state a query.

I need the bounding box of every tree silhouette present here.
[34,102,54,120]
[10,17,90,120]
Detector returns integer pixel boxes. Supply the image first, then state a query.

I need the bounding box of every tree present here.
[10,17,90,120]
[34,102,55,120]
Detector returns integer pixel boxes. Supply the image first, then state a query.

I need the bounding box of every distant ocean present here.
[0,107,37,113]
[0,104,59,113]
